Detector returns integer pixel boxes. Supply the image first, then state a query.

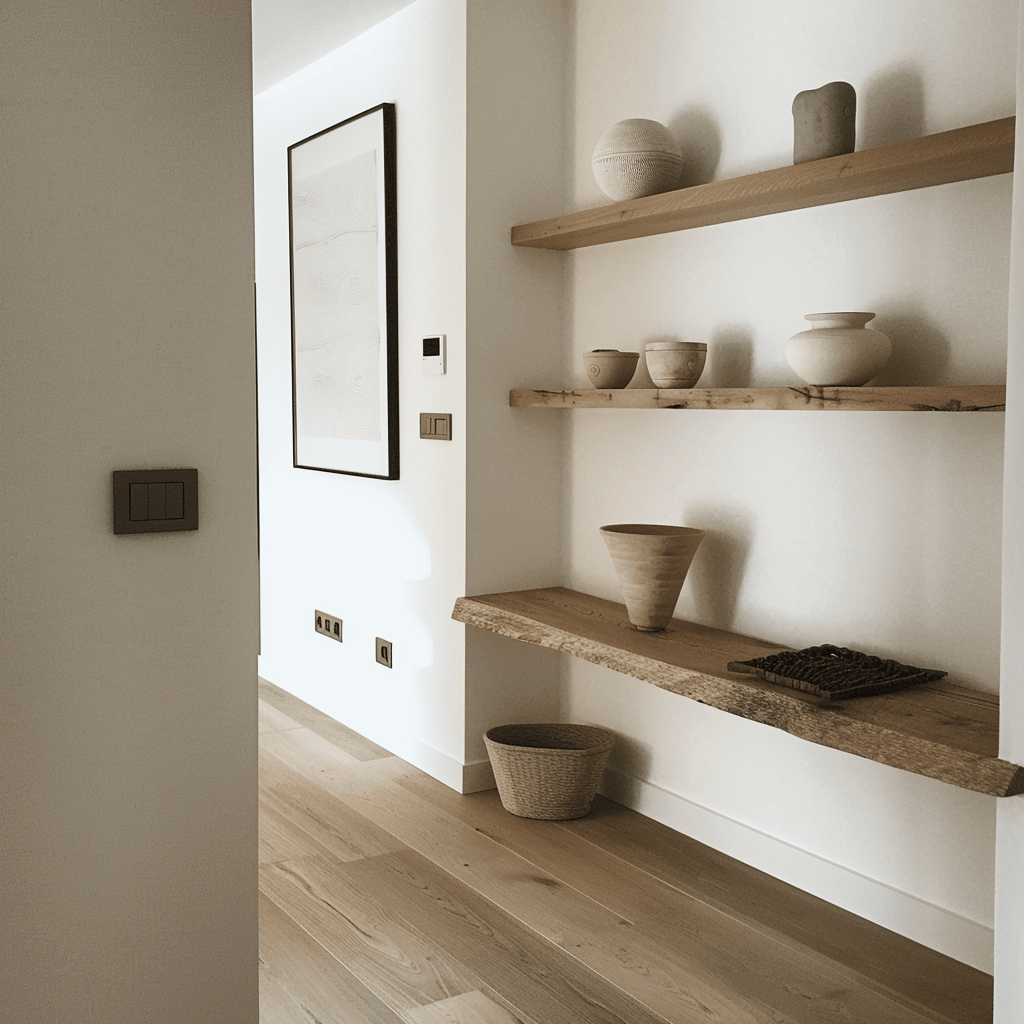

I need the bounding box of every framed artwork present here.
[288,103,398,479]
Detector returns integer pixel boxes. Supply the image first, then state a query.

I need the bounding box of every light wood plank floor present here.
[258,679,992,1024]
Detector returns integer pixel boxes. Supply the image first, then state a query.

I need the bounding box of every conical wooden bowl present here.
[600,523,705,631]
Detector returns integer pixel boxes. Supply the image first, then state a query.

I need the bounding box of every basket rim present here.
[484,722,615,754]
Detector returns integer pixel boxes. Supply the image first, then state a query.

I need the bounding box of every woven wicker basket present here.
[484,724,615,820]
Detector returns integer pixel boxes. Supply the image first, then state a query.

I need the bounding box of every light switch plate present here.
[113,469,198,534]
[419,413,452,440]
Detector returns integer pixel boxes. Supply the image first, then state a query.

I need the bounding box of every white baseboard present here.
[599,765,994,974]
[392,745,496,794]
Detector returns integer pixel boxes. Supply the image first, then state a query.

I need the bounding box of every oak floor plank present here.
[264,730,940,1024]
[558,796,992,1024]
[259,795,337,866]
[259,699,303,734]
[259,892,404,1024]
[259,691,992,1024]
[259,731,631,939]
[395,772,988,1024]
[404,991,524,1024]
[259,678,394,761]
[260,854,483,1017]
[343,850,668,1024]
[260,748,406,864]
[348,849,938,1024]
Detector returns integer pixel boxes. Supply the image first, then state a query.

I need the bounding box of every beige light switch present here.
[419,413,452,440]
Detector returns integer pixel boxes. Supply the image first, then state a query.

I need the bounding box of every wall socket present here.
[376,638,393,668]
[315,610,342,642]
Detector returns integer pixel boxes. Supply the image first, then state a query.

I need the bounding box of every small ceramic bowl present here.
[584,349,640,389]
[644,342,707,388]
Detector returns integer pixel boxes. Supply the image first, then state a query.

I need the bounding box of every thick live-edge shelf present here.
[510,385,1007,411]
[453,587,1024,797]
[511,117,1015,250]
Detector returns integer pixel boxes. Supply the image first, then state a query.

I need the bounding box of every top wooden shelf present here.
[453,587,1024,797]
[511,117,1015,250]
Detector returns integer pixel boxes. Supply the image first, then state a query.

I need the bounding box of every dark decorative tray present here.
[727,644,947,700]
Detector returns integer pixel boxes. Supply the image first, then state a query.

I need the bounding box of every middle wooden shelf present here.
[453,587,1023,798]
[510,385,1007,412]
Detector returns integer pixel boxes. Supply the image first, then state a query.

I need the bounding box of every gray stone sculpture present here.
[792,82,856,164]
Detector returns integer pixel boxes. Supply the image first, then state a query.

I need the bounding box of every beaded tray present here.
[728,644,947,700]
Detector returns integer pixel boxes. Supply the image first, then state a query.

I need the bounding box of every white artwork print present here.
[292,149,380,442]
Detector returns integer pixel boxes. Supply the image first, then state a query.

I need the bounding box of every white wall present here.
[562,0,1015,971]
[463,0,571,769]
[994,5,1024,1017]
[255,0,569,790]
[0,2,258,1020]
[255,0,472,787]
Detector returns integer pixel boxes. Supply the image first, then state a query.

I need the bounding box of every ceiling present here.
[252,0,418,94]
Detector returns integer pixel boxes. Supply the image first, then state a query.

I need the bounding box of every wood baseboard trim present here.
[598,765,994,974]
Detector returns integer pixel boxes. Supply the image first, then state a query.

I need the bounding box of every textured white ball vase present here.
[785,313,892,386]
[600,524,705,632]
[644,341,707,388]
[584,349,640,389]
[592,119,684,201]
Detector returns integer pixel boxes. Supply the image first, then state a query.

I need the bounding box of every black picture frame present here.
[288,103,398,479]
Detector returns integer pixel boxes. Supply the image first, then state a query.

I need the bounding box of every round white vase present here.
[785,312,892,386]
[592,119,683,202]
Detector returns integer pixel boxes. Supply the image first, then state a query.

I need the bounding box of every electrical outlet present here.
[376,638,393,668]
[315,610,342,642]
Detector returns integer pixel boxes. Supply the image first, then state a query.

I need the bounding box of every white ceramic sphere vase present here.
[785,312,892,386]
[592,119,683,202]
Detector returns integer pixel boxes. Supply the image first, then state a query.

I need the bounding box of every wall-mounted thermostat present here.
[422,334,446,375]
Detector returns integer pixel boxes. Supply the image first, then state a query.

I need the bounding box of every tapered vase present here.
[600,524,705,631]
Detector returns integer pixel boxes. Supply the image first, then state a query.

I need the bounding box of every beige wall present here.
[0,2,258,1020]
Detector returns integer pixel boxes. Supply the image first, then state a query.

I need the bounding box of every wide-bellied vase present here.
[785,312,892,386]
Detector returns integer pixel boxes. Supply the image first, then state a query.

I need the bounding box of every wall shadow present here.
[859,62,926,150]
[680,504,754,632]
[870,305,952,384]
[668,106,723,187]
[706,326,755,387]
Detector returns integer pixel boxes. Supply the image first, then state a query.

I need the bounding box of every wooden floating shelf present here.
[511,117,1015,250]
[509,385,1007,412]
[453,587,1024,798]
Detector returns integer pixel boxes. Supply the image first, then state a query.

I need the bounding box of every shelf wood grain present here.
[452,587,1024,798]
[510,385,1006,411]
[512,117,1014,250]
